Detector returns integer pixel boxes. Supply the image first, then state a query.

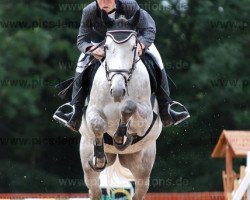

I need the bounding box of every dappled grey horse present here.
[79,10,162,200]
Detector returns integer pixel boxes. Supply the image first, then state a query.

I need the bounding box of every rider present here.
[53,0,190,132]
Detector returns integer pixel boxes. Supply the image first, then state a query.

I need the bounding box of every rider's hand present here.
[89,46,105,60]
[137,43,145,57]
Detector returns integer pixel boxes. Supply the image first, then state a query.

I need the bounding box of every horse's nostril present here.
[110,89,113,96]
[123,89,126,96]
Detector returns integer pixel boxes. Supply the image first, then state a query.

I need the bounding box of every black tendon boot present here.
[157,69,190,127]
[53,72,85,132]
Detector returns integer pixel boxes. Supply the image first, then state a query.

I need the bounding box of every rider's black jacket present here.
[77,0,156,53]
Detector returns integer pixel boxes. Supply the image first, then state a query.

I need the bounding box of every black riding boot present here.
[68,78,85,132]
[157,69,190,127]
[53,72,86,132]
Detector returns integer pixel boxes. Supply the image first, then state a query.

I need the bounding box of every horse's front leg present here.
[87,107,108,172]
[80,137,117,200]
[128,101,153,136]
[113,100,137,151]
[80,137,102,200]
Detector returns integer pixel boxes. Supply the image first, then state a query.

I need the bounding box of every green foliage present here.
[0,160,64,192]
[0,0,249,193]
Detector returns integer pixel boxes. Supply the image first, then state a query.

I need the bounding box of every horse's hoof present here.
[113,122,133,151]
[88,155,108,172]
[113,133,133,151]
[114,123,127,137]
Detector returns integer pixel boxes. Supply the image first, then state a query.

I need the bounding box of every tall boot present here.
[157,69,190,127]
[67,77,85,132]
[53,72,86,132]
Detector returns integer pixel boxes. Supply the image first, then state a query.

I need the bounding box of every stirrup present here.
[169,101,190,125]
[53,103,74,126]
[168,101,188,113]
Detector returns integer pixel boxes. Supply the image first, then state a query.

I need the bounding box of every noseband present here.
[104,30,142,88]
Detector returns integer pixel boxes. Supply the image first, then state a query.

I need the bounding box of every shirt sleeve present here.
[77,7,93,53]
[121,0,156,49]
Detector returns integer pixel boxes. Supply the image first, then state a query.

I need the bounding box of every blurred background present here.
[0,0,249,193]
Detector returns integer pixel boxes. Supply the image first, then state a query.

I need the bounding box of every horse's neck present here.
[115,61,151,102]
[89,65,111,99]
[130,61,151,89]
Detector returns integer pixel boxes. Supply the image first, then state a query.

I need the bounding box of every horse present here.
[79,10,162,200]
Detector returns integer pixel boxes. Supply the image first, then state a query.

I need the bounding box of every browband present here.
[106,30,137,44]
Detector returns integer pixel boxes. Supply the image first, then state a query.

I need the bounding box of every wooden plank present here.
[240,166,246,180]
[226,144,233,179]
[211,130,228,158]
[225,131,250,157]
[0,193,225,200]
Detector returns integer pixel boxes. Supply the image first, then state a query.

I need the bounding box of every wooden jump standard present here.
[211,130,250,200]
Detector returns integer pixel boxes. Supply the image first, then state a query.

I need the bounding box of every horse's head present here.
[101,9,141,102]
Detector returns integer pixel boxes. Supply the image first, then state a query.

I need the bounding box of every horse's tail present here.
[104,156,134,196]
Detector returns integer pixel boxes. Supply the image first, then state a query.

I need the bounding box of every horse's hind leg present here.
[118,142,156,200]
[80,137,102,200]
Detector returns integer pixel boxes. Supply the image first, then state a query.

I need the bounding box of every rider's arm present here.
[137,9,156,49]
[77,4,95,53]
[119,0,156,49]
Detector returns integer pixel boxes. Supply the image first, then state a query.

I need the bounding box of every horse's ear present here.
[101,10,115,28]
[128,9,140,27]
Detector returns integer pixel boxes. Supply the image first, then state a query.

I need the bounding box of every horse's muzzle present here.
[110,88,126,102]
[110,74,127,102]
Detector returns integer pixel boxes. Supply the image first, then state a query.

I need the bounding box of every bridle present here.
[103,30,142,89]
